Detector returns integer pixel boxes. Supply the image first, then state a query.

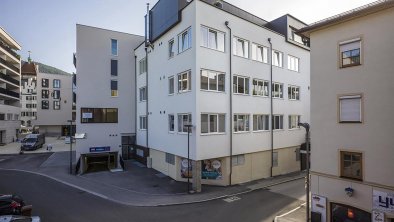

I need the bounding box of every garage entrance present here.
[81,152,118,173]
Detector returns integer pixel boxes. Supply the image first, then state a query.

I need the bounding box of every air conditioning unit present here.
[147,157,152,168]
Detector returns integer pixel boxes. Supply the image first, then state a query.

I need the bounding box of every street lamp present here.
[67,120,74,174]
[185,124,193,194]
[298,122,310,222]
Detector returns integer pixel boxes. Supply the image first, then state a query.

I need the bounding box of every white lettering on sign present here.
[373,190,394,213]
[82,112,93,119]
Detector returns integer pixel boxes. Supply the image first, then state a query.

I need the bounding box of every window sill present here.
[340,63,361,69]
[288,99,300,101]
[340,176,363,182]
[273,65,284,69]
[273,129,285,132]
[287,69,300,73]
[252,130,269,133]
[273,97,284,100]
[168,93,174,96]
[200,89,226,94]
[233,131,250,134]
[177,132,192,135]
[200,46,225,53]
[233,93,250,96]
[233,54,249,60]
[139,129,147,131]
[200,132,226,136]
[339,121,362,124]
[177,90,191,94]
[168,131,175,134]
[288,128,301,131]
[178,47,192,55]
[252,95,269,98]
[251,59,269,64]
[139,100,147,103]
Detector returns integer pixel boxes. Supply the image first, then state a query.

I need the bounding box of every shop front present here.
[331,203,371,222]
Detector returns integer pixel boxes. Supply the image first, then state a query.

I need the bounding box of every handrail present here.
[0,57,20,73]
[0,38,20,60]
[0,87,19,99]
[0,74,19,85]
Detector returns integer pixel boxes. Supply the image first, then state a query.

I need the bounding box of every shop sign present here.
[311,194,327,222]
[89,146,110,152]
[373,190,394,213]
[180,159,192,178]
[82,112,93,119]
[372,211,384,222]
[201,159,222,180]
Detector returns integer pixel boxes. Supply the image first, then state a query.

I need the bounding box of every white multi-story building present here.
[135,0,310,186]
[75,24,144,173]
[299,1,394,221]
[0,27,21,144]
[21,61,38,129]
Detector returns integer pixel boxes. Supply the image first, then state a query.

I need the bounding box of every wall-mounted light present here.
[345,187,354,197]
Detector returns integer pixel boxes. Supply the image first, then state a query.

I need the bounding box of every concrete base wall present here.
[0,120,20,143]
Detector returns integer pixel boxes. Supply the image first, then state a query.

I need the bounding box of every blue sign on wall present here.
[89,146,110,153]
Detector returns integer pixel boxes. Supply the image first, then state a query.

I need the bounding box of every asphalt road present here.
[0,170,305,222]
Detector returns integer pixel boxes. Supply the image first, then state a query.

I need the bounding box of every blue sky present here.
[1,0,375,73]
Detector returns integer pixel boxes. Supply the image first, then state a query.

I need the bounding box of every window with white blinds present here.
[339,95,362,123]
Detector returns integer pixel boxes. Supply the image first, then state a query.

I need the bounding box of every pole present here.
[306,129,310,222]
[187,125,190,194]
[268,38,273,177]
[69,120,73,174]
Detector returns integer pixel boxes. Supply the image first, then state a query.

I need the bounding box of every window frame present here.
[339,38,362,68]
[81,108,118,124]
[41,100,49,110]
[177,70,191,93]
[53,79,61,88]
[139,115,147,130]
[252,79,269,97]
[253,114,269,131]
[272,82,284,99]
[53,90,61,99]
[139,87,147,102]
[201,113,226,134]
[111,39,118,56]
[178,27,192,54]
[168,114,175,132]
[287,55,300,72]
[168,76,175,95]
[233,75,250,95]
[338,94,363,123]
[53,101,61,110]
[200,69,225,92]
[42,78,49,88]
[233,114,250,133]
[111,80,118,97]
[111,59,118,76]
[288,85,300,100]
[251,43,268,63]
[200,25,225,52]
[273,152,279,167]
[168,39,175,58]
[288,115,301,129]
[177,113,192,133]
[340,151,363,181]
[139,57,147,75]
[273,115,284,130]
[42,90,49,99]
[233,37,249,58]
[272,50,283,67]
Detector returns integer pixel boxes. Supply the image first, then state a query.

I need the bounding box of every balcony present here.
[0,57,20,74]
[0,38,20,60]
[0,87,19,99]
[0,74,19,86]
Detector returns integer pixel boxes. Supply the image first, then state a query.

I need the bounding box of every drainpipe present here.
[134,55,137,145]
[268,38,273,178]
[225,21,233,186]
[145,3,150,152]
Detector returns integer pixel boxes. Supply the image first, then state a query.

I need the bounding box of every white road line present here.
[274,203,306,222]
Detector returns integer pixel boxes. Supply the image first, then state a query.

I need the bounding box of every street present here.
[0,169,305,222]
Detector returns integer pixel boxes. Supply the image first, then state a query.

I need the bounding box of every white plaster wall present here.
[76,24,144,158]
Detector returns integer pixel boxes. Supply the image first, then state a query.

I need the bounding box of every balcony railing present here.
[0,87,19,99]
[0,74,19,86]
[0,57,20,74]
[0,39,20,60]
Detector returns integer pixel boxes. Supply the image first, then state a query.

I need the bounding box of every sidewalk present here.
[0,152,305,207]
[0,137,71,155]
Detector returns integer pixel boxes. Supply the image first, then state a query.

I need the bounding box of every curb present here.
[0,168,304,207]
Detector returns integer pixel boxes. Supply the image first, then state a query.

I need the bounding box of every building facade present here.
[21,61,38,130]
[75,24,144,173]
[0,27,21,144]
[135,0,310,186]
[300,1,394,221]
[34,67,74,136]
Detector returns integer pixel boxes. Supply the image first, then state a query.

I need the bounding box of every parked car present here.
[0,195,25,215]
[0,215,40,222]
[20,134,45,151]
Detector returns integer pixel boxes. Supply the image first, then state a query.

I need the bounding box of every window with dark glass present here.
[81,108,118,123]
[53,90,60,99]
[111,80,118,97]
[273,115,283,130]
[42,90,49,99]
[340,151,362,180]
[111,39,118,56]
[340,39,361,68]
[53,79,61,88]
[53,101,60,110]
[111,59,118,76]
[42,78,49,88]
[200,70,225,92]
[42,100,49,110]
[233,76,249,95]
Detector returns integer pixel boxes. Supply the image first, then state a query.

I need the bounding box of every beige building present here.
[0,27,21,144]
[299,1,394,221]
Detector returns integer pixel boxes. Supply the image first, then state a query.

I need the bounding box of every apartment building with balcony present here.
[299,1,394,221]
[75,24,144,173]
[0,27,21,144]
[21,61,38,129]
[135,0,310,186]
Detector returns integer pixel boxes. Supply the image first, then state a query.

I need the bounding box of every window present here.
[53,79,61,88]
[201,114,225,134]
[6,113,12,121]
[233,37,249,58]
[233,76,249,95]
[53,101,60,110]
[253,115,269,131]
[272,50,283,67]
[0,113,4,120]
[139,87,147,102]
[111,59,118,76]
[168,114,175,132]
[288,85,300,100]
[42,78,49,88]
[290,29,306,46]
[287,55,299,72]
[53,90,60,99]
[232,155,245,166]
[139,116,147,130]
[177,114,192,133]
[41,90,49,99]
[81,108,118,123]
[339,95,362,123]
[288,115,301,129]
[168,76,174,95]
[111,80,118,97]
[200,70,225,92]
[200,26,225,52]
[178,27,192,53]
[139,58,147,74]
[340,151,362,180]
[42,100,49,110]
[273,115,284,130]
[234,114,249,132]
[178,71,191,93]
[340,38,361,68]
[165,153,175,165]
[272,82,283,98]
[111,39,118,56]
[251,43,268,63]
[252,79,269,96]
[273,152,278,167]
[169,39,175,58]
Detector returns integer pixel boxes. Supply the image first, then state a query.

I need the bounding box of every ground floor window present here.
[331,203,371,222]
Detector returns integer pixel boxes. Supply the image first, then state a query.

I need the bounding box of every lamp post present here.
[298,122,310,222]
[67,120,74,174]
[185,124,193,194]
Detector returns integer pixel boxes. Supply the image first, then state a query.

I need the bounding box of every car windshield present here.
[23,138,36,143]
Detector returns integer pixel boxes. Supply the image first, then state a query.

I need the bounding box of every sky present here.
[1,0,376,73]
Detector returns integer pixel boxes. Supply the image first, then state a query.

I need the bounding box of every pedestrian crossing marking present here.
[223,196,241,203]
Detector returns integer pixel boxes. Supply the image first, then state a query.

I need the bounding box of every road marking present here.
[223,196,241,203]
[0,159,5,162]
[274,203,306,222]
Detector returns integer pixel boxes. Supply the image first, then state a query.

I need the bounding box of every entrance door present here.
[83,152,118,173]
[121,135,135,160]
